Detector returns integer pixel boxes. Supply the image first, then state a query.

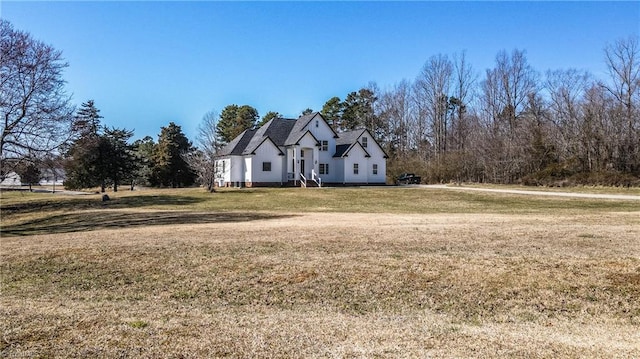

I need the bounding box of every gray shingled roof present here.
[333,129,366,157]
[241,118,296,155]
[217,113,381,159]
[218,128,256,156]
[242,121,274,155]
[333,144,351,158]
[284,113,316,145]
[335,129,365,145]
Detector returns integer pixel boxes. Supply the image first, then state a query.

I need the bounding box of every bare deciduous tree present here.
[377,79,413,157]
[414,54,453,158]
[546,69,592,168]
[450,51,477,152]
[479,49,539,182]
[0,20,74,180]
[602,36,640,173]
[186,110,222,192]
[486,49,538,132]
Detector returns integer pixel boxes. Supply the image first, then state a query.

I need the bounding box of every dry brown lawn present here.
[1,188,639,357]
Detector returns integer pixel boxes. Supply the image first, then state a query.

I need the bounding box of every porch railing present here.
[311,169,322,188]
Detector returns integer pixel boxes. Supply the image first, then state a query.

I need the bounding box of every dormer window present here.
[362,136,368,148]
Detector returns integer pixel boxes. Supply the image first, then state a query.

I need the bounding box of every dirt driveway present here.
[422,184,640,201]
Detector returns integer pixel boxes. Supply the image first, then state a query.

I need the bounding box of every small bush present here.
[128,320,148,329]
[569,171,640,187]
[522,164,640,188]
[521,163,575,187]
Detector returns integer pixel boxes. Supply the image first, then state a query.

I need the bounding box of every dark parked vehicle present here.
[396,173,421,185]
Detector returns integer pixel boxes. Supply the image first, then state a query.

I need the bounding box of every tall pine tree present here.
[150,122,196,188]
[102,127,137,192]
[64,100,105,190]
[64,101,137,191]
[215,104,258,143]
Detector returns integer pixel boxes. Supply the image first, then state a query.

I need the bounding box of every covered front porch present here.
[286,145,321,187]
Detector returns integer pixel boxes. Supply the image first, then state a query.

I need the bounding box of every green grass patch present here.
[128,320,149,329]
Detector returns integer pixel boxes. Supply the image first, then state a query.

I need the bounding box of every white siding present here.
[251,139,284,183]
[343,145,369,183]
[311,118,339,183]
[333,158,345,183]
[297,133,319,179]
[362,135,387,183]
[214,158,232,185]
[231,156,244,183]
[358,131,387,184]
[244,157,252,183]
[286,147,295,180]
[297,132,318,149]
[368,160,387,184]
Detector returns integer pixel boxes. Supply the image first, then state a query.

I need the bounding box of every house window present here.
[362,136,368,148]
[315,120,319,127]
[262,162,271,172]
[321,140,328,151]
[373,164,378,175]
[319,163,329,175]
[300,149,305,157]
[353,163,359,175]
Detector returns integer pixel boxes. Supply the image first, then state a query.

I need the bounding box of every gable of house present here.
[250,137,285,184]
[340,142,369,183]
[357,129,389,160]
[296,131,319,148]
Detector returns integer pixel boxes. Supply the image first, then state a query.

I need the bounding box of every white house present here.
[215,112,388,187]
[0,169,65,187]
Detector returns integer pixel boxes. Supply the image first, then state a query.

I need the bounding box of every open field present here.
[1,187,639,357]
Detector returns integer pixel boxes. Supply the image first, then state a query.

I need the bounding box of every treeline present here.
[317,39,640,186]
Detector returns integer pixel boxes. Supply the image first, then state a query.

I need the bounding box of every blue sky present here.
[2,1,639,142]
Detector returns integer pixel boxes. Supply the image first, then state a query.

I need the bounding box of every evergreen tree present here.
[64,101,137,191]
[150,122,196,187]
[102,127,137,192]
[341,88,378,132]
[14,156,41,191]
[215,104,258,143]
[72,100,102,137]
[64,139,100,190]
[321,96,343,129]
[64,101,104,190]
[258,111,281,127]
[132,136,156,187]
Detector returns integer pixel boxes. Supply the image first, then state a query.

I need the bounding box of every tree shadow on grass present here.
[1,195,207,216]
[1,211,296,237]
